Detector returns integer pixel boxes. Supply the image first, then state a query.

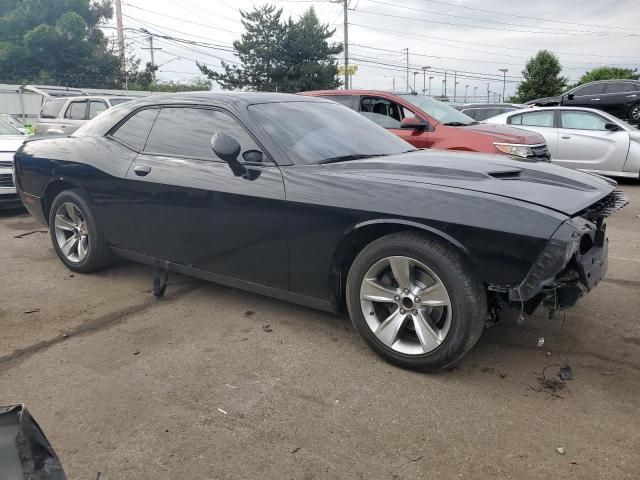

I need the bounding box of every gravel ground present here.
[1,182,639,480]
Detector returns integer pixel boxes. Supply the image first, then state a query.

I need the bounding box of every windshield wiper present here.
[316,154,381,165]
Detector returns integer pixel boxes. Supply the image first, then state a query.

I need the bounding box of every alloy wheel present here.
[359,255,452,355]
[631,105,640,123]
[54,202,89,263]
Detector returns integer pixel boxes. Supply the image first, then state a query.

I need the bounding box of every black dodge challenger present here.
[13,93,627,371]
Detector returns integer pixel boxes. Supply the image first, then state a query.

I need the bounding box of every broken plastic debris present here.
[556,447,565,455]
[224,384,238,389]
[217,408,228,415]
[537,337,545,347]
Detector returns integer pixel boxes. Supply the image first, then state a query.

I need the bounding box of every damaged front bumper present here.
[506,191,627,313]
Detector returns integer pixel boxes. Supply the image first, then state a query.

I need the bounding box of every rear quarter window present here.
[39,99,67,119]
[110,108,160,151]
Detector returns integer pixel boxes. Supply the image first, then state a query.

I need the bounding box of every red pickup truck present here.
[302,90,550,161]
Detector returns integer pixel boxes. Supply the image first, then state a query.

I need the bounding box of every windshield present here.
[249,101,415,165]
[0,118,22,135]
[397,94,476,125]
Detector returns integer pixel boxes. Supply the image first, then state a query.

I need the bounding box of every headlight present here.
[493,143,534,158]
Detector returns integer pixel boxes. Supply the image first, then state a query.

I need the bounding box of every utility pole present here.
[428,76,434,96]
[343,0,349,89]
[142,34,161,81]
[453,71,457,102]
[464,84,469,102]
[404,48,410,91]
[443,71,447,98]
[421,66,430,95]
[499,68,508,102]
[115,0,125,69]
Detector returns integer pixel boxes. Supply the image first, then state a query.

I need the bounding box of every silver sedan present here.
[485,106,640,178]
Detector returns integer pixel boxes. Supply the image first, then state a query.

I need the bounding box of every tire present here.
[346,231,486,371]
[629,103,640,125]
[48,189,114,273]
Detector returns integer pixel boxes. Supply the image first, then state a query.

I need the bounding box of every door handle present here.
[627,94,637,98]
[561,136,571,139]
[134,165,151,176]
[591,98,601,101]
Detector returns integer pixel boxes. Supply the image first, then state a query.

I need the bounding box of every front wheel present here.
[346,232,486,371]
[48,189,114,273]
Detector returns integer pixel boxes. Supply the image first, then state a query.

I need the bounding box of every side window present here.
[39,98,67,119]
[88,100,107,119]
[605,82,637,94]
[509,111,554,127]
[144,107,262,162]
[321,95,353,108]
[573,83,605,96]
[65,101,88,120]
[360,97,403,128]
[110,108,160,151]
[560,111,608,130]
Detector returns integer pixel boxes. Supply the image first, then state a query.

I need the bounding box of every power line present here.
[362,0,624,35]
[352,8,640,37]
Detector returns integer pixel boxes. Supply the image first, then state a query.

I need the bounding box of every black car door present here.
[125,106,289,290]
[602,81,639,118]
[565,83,606,109]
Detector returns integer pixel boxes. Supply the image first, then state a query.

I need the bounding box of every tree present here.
[0,0,122,88]
[280,7,343,92]
[198,4,342,92]
[511,50,568,102]
[575,66,639,86]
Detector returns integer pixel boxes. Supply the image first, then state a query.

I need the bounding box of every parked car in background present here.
[485,106,640,178]
[0,119,27,208]
[528,79,640,124]
[454,103,524,121]
[302,90,550,161]
[14,92,627,370]
[35,95,132,135]
[0,114,31,135]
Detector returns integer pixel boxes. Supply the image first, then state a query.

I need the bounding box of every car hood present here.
[456,122,544,144]
[324,150,616,216]
[0,135,26,152]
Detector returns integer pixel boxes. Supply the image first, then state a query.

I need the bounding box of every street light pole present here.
[413,71,418,92]
[464,84,469,102]
[499,68,508,102]
[421,66,430,95]
[428,76,434,96]
[473,86,478,101]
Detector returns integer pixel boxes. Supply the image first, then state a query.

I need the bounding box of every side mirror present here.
[567,93,575,100]
[211,132,247,177]
[604,122,620,131]
[211,132,241,163]
[400,117,428,130]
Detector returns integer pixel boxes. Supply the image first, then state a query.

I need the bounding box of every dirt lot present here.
[1,183,639,480]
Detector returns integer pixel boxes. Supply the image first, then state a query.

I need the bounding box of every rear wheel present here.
[346,232,486,371]
[49,189,114,273]
[629,103,640,124]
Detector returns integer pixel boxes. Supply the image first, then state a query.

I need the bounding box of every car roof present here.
[133,91,330,107]
[580,79,640,85]
[457,103,522,108]
[303,89,409,97]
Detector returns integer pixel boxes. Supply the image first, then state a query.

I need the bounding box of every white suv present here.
[35,96,132,135]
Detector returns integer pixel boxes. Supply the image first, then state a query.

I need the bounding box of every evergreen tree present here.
[575,66,639,86]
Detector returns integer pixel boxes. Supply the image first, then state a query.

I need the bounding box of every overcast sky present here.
[106,0,640,100]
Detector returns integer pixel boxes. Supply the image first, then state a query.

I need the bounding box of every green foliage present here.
[148,78,212,92]
[575,66,639,86]
[0,0,121,87]
[199,4,342,92]
[512,50,568,102]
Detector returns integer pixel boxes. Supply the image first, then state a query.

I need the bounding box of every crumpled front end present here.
[505,190,628,313]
